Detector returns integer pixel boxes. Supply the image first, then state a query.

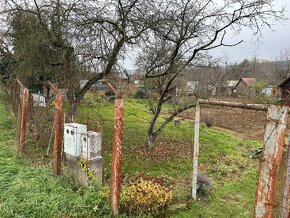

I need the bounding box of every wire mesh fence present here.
[7,81,290,216]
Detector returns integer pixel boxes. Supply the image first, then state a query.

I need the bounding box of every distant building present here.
[278,77,290,106]
[227,80,239,89]
[233,78,256,96]
[186,81,199,95]
[261,86,280,97]
[261,87,272,96]
[216,80,238,96]
[80,80,88,89]
[31,93,46,107]
[79,80,108,91]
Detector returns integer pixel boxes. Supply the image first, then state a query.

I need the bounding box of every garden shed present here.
[233,78,256,96]
[278,76,290,106]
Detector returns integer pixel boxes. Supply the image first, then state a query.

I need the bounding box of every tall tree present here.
[66,0,151,116]
[0,0,152,117]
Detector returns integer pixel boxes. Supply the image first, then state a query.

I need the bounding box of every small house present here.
[216,80,238,96]
[226,80,239,96]
[233,78,256,96]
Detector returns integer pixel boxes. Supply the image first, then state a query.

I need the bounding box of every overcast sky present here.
[124,0,290,69]
[209,0,290,64]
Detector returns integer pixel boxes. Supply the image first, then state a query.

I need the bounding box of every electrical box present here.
[81,131,102,159]
[64,123,87,157]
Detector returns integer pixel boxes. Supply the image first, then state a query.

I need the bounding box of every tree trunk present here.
[146,133,157,150]
[146,100,163,150]
[67,99,78,122]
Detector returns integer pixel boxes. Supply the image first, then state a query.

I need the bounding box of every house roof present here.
[227,80,239,87]
[238,78,256,87]
[278,76,290,87]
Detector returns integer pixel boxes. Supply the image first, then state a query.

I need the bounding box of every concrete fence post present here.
[192,100,200,200]
[280,142,290,218]
[20,88,29,154]
[254,106,289,218]
[110,96,125,216]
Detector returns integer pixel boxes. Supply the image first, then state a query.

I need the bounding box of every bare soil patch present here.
[180,97,271,141]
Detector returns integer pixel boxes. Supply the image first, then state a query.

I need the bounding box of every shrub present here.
[197,173,211,199]
[134,88,146,99]
[105,90,115,96]
[121,177,173,215]
[107,95,116,103]
[204,114,214,128]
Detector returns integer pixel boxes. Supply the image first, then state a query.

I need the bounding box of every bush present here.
[107,95,116,103]
[197,173,211,199]
[105,90,115,96]
[121,177,173,215]
[134,89,146,99]
[204,114,214,128]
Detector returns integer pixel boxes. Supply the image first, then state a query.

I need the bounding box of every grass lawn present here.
[0,94,262,217]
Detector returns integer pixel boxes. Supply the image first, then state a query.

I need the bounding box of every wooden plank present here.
[199,99,268,111]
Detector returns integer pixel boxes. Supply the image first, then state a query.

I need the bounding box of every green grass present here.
[0,93,262,217]
[0,103,111,218]
[79,94,261,217]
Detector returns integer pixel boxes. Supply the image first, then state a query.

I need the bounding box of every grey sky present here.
[209,0,290,63]
[124,0,290,69]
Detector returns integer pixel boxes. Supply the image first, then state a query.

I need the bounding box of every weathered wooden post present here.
[20,88,29,154]
[107,82,125,215]
[254,106,288,218]
[280,141,290,218]
[53,92,63,175]
[192,100,200,200]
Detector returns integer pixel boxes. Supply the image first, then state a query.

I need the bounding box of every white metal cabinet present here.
[64,123,87,156]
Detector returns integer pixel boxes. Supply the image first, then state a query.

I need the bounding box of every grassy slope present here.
[0,95,261,217]
[79,97,261,217]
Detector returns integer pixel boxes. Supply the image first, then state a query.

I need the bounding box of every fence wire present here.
[8,84,290,216]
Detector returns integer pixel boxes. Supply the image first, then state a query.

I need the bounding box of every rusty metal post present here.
[53,92,63,175]
[192,100,200,200]
[19,88,29,154]
[110,96,125,216]
[280,142,290,218]
[254,106,289,218]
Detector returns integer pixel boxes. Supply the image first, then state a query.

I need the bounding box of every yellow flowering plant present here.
[120,177,173,215]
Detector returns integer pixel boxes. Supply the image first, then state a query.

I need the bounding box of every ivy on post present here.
[107,82,125,216]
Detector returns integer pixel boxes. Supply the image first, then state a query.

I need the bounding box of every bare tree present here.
[274,48,290,80]
[65,0,151,116]
[137,0,285,149]
[0,0,152,117]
